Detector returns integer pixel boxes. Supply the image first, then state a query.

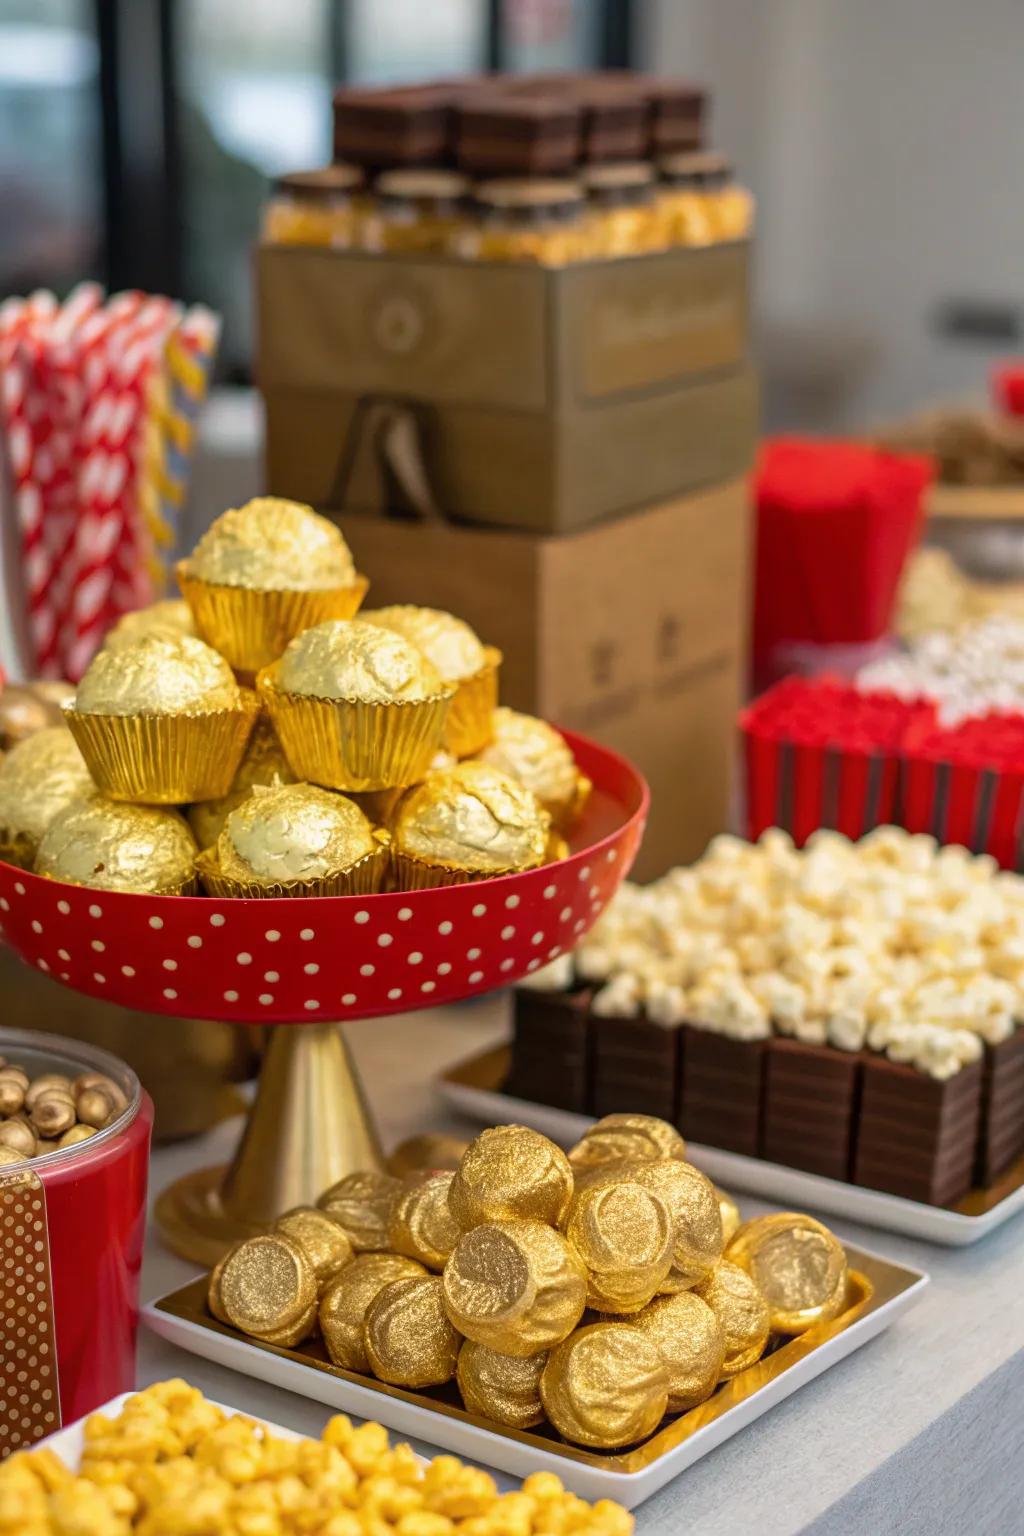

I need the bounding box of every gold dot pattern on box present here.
[0,1167,60,1458]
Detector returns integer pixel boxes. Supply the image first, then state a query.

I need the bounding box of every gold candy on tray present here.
[564,1176,673,1314]
[217,1232,318,1346]
[717,1186,742,1246]
[443,1218,587,1357]
[625,1290,725,1413]
[568,1114,687,1172]
[726,1213,848,1336]
[317,1169,403,1252]
[388,1171,462,1270]
[475,707,591,831]
[0,727,96,867]
[364,1273,462,1388]
[392,762,551,888]
[320,1252,427,1372]
[35,798,199,894]
[104,597,197,648]
[365,604,500,757]
[629,1159,724,1291]
[448,1124,573,1230]
[274,1205,354,1285]
[457,1339,547,1429]
[207,1246,234,1325]
[186,712,297,849]
[694,1260,771,1378]
[540,1322,669,1449]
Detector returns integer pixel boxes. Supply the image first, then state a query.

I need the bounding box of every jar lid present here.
[273,164,365,198]
[473,177,585,211]
[659,150,731,185]
[375,168,470,201]
[582,161,656,192]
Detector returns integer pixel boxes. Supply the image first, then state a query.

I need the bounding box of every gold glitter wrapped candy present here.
[0,727,96,868]
[564,1176,673,1314]
[388,1171,462,1270]
[568,1114,686,1173]
[364,1274,461,1388]
[392,762,551,888]
[476,708,591,831]
[207,1246,235,1325]
[457,1339,547,1429]
[448,1124,573,1231]
[319,1252,427,1372]
[726,1213,848,1336]
[104,598,196,648]
[540,1323,669,1449]
[217,1232,319,1345]
[443,1218,587,1357]
[694,1260,770,1377]
[717,1187,742,1246]
[628,1160,723,1292]
[259,619,454,793]
[197,781,388,898]
[35,798,199,894]
[365,605,501,757]
[626,1290,725,1413]
[317,1169,403,1251]
[0,681,71,748]
[66,635,259,803]
[186,713,297,848]
[275,1206,354,1286]
[178,497,368,673]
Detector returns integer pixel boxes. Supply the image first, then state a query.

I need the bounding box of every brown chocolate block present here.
[762,1039,862,1182]
[854,1054,982,1207]
[506,73,647,163]
[640,78,707,154]
[333,85,454,168]
[590,1014,680,1121]
[506,987,593,1113]
[455,99,582,176]
[978,1028,1024,1185]
[680,1028,766,1157]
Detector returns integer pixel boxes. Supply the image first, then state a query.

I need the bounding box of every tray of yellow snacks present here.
[2,1378,632,1533]
[143,1121,927,1510]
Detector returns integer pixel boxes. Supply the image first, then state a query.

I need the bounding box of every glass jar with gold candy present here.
[459,179,590,266]
[583,162,665,259]
[263,165,365,249]
[364,169,471,255]
[657,151,754,246]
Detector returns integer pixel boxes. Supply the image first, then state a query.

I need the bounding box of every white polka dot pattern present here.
[0,1168,60,1456]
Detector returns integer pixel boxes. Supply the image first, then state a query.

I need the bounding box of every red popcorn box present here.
[992,360,1024,419]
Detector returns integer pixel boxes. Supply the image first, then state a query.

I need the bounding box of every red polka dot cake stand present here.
[0,731,647,1265]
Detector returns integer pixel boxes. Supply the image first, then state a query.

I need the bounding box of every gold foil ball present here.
[726,1214,848,1336]
[74,1072,127,1116]
[448,1125,573,1231]
[694,1260,770,1377]
[105,599,197,648]
[216,781,377,884]
[187,715,297,848]
[218,1233,319,1344]
[393,763,551,875]
[540,1323,669,1449]
[629,1160,723,1292]
[74,634,241,716]
[317,1170,403,1252]
[567,1115,686,1173]
[277,619,442,703]
[275,1207,354,1286]
[189,497,356,591]
[319,1253,427,1373]
[457,1339,547,1429]
[363,1274,461,1388]
[0,1146,26,1167]
[443,1219,586,1357]
[627,1290,725,1413]
[35,798,198,893]
[0,728,96,848]
[564,1178,673,1314]
[475,708,583,823]
[0,684,69,748]
[365,606,487,683]
[717,1187,741,1246]
[389,1172,462,1271]
[57,1124,97,1149]
[0,1119,36,1157]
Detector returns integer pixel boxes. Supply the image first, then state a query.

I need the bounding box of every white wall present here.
[641,0,1023,431]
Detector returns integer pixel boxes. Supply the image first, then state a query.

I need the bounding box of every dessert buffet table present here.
[138,998,1024,1536]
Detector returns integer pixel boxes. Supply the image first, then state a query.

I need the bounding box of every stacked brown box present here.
[761,1039,861,1182]
[854,1056,983,1207]
[506,987,593,1114]
[680,1030,767,1159]
[589,1015,680,1121]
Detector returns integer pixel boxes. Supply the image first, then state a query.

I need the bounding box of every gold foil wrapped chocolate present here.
[448,1125,573,1231]
[392,763,551,888]
[564,1177,673,1314]
[717,1187,742,1246]
[217,1233,319,1346]
[457,1339,547,1429]
[207,1247,234,1325]
[629,1160,723,1292]
[75,634,241,716]
[726,1214,848,1336]
[443,1219,586,1357]
[567,1114,686,1173]
[540,1323,669,1449]
[0,728,96,866]
[188,498,357,592]
[476,708,590,830]
[186,714,297,849]
[105,599,197,648]
[0,682,71,749]
[317,1170,403,1252]
[364,605,500,757]
[274,1206,354,1286]
[35,798,199,894]
[627,1290,725,1413]
[363,1274,461,1388]
[694,1260,770,1377]
[388,1172,461,1270]
[319,1253,427,1373]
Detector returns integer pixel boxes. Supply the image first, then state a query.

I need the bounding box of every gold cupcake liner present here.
[195,834,390,899]
[549,771,593,834]
[545,831,570,863]
[64,692,261,805]
[0,830,36,870]
[177,562,370,674]
[257,669,454,794]
[446,648,502,758]
[392,847,541,891]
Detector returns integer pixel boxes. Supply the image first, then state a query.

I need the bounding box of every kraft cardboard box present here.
[257,241,755,535]
[342,477,750,881]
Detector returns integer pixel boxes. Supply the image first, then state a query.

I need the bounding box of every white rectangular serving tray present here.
[439,1045,1024,1247]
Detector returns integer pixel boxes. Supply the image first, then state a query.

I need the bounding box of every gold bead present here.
[30,1094,77,1138]
[0,1119,36,1157]
[24,1074,74,1110]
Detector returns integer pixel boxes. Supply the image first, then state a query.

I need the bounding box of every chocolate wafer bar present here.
[854,1053,982,1206]
[636,77,706,154]
[977,1028,1024,1184]
[590,1013,680,1121]
[507,73,647,163]
[680,1029,767,1156]
[762,1038,862,1182]
[333,84,454,168]
[455,98,581,176]
[506,986,593,1113]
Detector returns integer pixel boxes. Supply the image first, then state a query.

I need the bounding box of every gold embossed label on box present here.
[0,1167,60,1459]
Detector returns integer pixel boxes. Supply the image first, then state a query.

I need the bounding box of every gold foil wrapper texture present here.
[277,620,443,703]
[196,836,389,900]
[393,763,550,884]
[75,635,241,715]
[627,1290,725,1413]
[448,1125,573,1231]
[364,1274,461,1389]
[717,1187,742,1246]
[564,1179,673,1314]
[694,1260,770,1377]
[317,1170,403,1252]
[629,1160,724,1292]
[388,1172,462,1271]
[218,1233,318,1344]
[186,713,297,849]
[188,498,357,591]
[726,1214,849,1336]
[36,798,199,894]
[457,1339,547,1429]
[363,606,487,684]
[105,598,197,648]
[0,728,96,858]
[274,1207,354,1286]
[0,683,70,749]
[445,648,502,758]
[178,564,369,675]
[476,707,591,830]
[567,1115,687,1173]
[320,1253,427,1373]
[443,1218,587,1357]
[540,1323,669,1449]
[215,781,379,886]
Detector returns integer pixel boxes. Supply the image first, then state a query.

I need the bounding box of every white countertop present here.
[138,997,1024,1536]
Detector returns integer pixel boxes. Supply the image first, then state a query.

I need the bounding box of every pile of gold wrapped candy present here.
[0,1378,634,1535]
[208,1116,849,1451]
[0,497,590,898]
[0,1057,127,1164]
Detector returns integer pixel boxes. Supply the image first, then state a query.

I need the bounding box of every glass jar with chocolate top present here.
[366,169,470,254]
[263,165,365,249]
[583,161,664,258]
[461,179,589,266]
[0,728,96,868]
[391,761,551,888]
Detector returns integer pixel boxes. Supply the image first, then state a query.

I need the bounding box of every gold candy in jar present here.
[717,1187,742,1246]
[364,604,499,757]
[186,713,297,850]
[563,1176,673,1314]
[35,798,199,895]
[363,1274,462,1389]
[0,727,96,867]
[274,1207,354,1286]
[0,1119,36,1157]
[442,1219,587,1358]
[540,1323,669,1449]
[628,1159,723,1291]
[0,1066,29,1115]
[726,1214,848,1336]
[217,1233,319,1346]
[693,1260,770,1377]
[319,1253,427,1373]
[317,1169,403,1252]
[392,763,551,888]
[388,1172,462,1271]
[567,1114,686,1173]
[625,1290,725,1413]
[475,707,590,830]
[457,1339,547,1430]
[448,1124,573,1231]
